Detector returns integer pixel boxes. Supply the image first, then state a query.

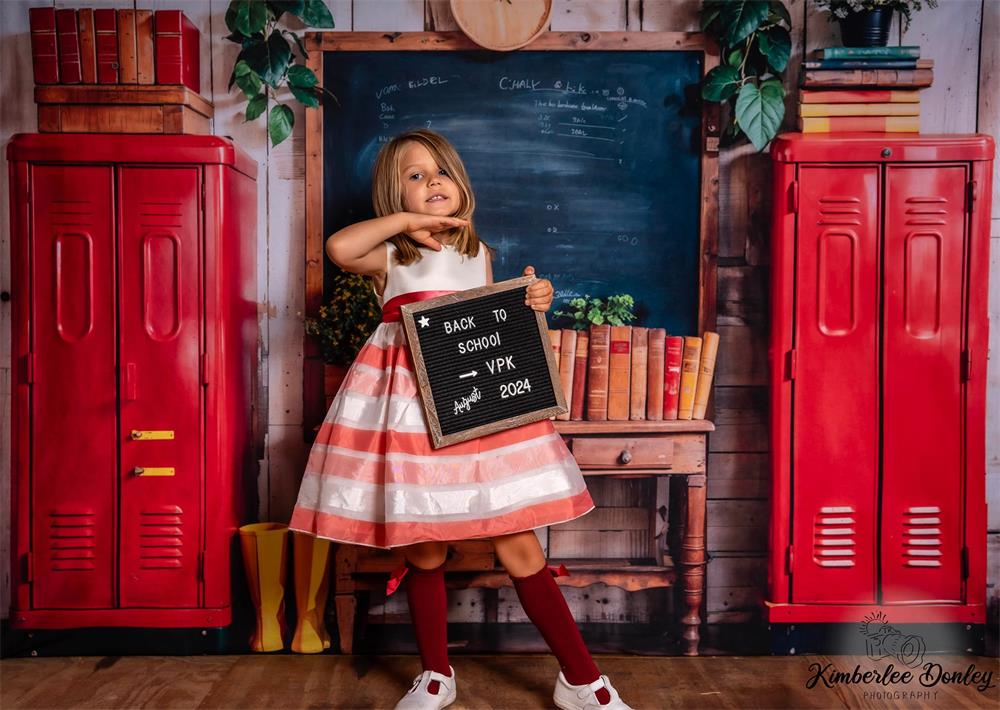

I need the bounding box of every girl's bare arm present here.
[325,214,408,276]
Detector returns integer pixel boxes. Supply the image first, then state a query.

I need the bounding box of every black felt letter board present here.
[401,277,567,448]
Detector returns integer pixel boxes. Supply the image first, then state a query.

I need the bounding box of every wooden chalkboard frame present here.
[303,31,720,440]
[400,276,568,449]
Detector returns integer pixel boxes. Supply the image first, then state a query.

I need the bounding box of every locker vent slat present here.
[816,195,861,225]
[139,506,185,569]
[904,195,948,226]
[48,508,98,571]
[813,505,856,567]
[903,506,943,567]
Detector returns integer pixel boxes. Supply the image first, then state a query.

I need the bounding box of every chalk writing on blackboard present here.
[400,276,566,449]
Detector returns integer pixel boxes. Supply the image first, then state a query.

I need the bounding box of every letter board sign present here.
[400,276,567,448]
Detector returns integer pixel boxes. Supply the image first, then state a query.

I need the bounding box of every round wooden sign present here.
[449,0,552,51]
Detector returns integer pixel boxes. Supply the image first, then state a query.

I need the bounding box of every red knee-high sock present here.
[404,560,452,695]
[511,565,611,705]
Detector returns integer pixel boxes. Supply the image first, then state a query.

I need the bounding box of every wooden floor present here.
[2,653,997,709]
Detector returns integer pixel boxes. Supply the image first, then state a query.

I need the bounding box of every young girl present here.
[289,129,633,710]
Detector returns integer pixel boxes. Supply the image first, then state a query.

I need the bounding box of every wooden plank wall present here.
[1,0,997,632]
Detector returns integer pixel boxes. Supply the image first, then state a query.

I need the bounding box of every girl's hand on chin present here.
[522,266,553,312]
[402,213,469,249]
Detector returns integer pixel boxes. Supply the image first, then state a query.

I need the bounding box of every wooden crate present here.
[35,85,213,135]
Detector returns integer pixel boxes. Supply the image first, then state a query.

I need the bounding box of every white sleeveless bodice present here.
[376,241,488,306]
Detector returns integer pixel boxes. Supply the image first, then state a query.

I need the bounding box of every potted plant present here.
[305,272,381,396]
[552,294,637,330]
[224,0,336,146]
[816,0,938,47]
[700,0,792,151]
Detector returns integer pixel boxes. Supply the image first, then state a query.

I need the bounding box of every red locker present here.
[9,134,258,628]
[766,133,993,624]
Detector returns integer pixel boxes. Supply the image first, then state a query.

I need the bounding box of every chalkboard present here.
[321,43,705,334]
[400,277,566,449]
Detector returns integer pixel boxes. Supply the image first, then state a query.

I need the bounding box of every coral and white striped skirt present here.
[288,318,595,550]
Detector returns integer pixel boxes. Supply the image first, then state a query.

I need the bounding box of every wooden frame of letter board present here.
[400,276,567,449]
[302,31,720,441]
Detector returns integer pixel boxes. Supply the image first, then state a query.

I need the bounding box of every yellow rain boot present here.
[239,522,289,652]
[291,531,333,653]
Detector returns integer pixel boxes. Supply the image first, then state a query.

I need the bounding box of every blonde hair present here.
[370,129,494,267]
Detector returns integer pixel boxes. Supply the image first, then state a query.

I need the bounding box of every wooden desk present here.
[332,420,713,656]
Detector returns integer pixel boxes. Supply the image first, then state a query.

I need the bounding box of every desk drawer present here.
[567,436,674,469]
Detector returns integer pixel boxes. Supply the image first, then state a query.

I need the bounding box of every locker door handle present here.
[125,362,137,401]
[133,467,175,477]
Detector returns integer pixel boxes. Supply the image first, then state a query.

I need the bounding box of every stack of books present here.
[548,326,719,422]
[798,45,932,133]
[29,7,199,92]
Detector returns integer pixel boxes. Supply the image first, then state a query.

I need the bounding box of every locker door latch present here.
[960,349,971,382]
[784,350,797,381]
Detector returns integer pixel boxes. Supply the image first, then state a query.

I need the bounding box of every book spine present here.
[799,115,921,132]
[155,10,201,92]
[78,9,97,84]
[94,9,119,84]
[607,326,632,421]
[557,329,577,421]
[570,330,588,421]
[801,68,933,88]
[646,328,665,421]
[799,89,921,103]
[662,336,683,420]
[628,327,648,420]
[677,336,702,421]
[586,325,610,421]
[117,9,138,84]
[816,45,920,59]
[692,332,719,419]
[29,7,59,85]
[804,58,917,69]
[799,102,920,117]
[135,9,155,84]
[56,9,82,84]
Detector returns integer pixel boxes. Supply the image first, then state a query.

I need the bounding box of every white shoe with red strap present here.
[553,670,634,710]
[392,665,457,710]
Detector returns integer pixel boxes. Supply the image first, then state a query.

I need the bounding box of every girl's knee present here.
[493,530,544,571]
[402,540,448,569]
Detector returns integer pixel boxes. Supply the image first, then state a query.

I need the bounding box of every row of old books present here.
[548,326,719,421]
[799,45,931,133]
[29,7,199,92]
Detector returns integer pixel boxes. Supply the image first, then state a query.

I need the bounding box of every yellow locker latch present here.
[130,430,175,441]
[133,467,175,477]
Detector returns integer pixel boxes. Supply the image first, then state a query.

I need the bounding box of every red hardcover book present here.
[799,88,920,103]
[154,10,200,93]
[94,9,119,84]
[29,7,59,85]
[662,336,684,420]
[55,9,82,84]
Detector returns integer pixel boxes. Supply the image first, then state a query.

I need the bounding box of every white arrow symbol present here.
[459,370,478,379]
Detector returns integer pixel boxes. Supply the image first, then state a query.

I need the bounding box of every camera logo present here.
[859,611,926,668]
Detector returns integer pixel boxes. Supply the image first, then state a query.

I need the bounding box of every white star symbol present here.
[418,315,430,328]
